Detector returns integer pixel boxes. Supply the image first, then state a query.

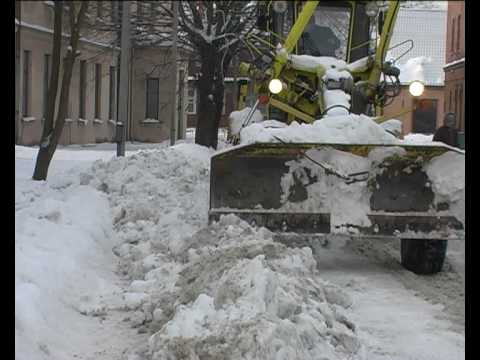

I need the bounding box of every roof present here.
[388,8,446,86]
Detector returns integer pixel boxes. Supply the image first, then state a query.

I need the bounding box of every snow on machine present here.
[210,1,465,274]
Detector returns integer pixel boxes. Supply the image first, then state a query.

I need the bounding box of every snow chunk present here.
[397,56,431,84]
[228,107,263,136]
[424,152,465,225]
[289,55,347,71]
[402,133,434,144]
[380,119,402,137]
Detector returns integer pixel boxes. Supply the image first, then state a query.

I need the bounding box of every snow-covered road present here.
[15,141,464,360]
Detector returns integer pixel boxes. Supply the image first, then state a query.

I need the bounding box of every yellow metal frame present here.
[238,1,400,123]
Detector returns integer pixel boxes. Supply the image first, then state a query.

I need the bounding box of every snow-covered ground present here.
[16,139,464,360]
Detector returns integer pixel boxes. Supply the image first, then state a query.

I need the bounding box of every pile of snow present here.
[148,216,360,360]
[402,133,434,144]
[15,164,119,359]
[228,107,264,136]
[80,145,363,360]
[240,114,398,145]
[380,119,403,137]
[425,151,465,226]
[396,56,431,84]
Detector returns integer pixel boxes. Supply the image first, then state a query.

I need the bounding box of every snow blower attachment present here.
[211,1,465,274]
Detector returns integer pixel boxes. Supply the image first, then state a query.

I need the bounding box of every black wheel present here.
[400,239,448,275]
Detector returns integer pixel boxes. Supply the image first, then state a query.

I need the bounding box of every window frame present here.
[43,54,51,120]
[79,60,87,119]
[186,81,197,115]
[457,14,461,52]
[109,66,116,120]
[94,63,102,119]
[145,77,160,120]
[22,50,31,117]
[451,17,456,52]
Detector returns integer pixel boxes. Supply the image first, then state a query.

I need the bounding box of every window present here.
[457,15,461,52]
[303,5,352,61]
[452,18,456,52]
[96,1,103,19]
[449,89,452,112]
[111,2,119,24]
[109,66,116,119]
[95,63,102,119]
[43,54,51,119]
[146,78,159,119]
[186,82,197,114]
[22,50,31,117]
[454,85,458,122]
[458,85,463,130]
[79,60,87,119]
[222,92,227,115]
[413,99,437,134]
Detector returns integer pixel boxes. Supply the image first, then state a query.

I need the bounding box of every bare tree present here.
[155,1,258,149]
[33,1,90,181]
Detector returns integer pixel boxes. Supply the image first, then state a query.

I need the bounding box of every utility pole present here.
[170,0,179,146]
[116,1,131,157]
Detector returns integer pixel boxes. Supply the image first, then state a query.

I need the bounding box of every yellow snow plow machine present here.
[210,1,465,274]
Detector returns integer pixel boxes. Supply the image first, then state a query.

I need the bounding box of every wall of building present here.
[17,24,118,146]
[16,1,185,146]
[444,1,465,133]
[445,1,465,64]
[444,65,465,132]
[383,86,445,134]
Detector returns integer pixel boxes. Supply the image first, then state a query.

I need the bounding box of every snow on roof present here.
[388,8,446,86]
[444,57,465,69]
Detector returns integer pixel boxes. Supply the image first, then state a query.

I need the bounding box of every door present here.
[413,99,437,134]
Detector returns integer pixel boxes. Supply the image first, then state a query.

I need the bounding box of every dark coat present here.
[433,126,459,147]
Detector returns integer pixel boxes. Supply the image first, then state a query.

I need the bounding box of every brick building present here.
[443,1,465,135]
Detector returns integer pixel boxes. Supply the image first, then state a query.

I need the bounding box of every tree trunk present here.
[195,47,226,149]
[33,2,89,180]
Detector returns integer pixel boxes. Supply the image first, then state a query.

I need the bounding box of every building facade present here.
[15,1,187,146]
[383,8,447,135]
[443,1,465,134]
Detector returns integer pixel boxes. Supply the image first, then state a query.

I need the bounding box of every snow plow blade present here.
[209,143,465,239]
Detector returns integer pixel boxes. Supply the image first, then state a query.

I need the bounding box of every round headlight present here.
[365,2,379,18]
[409,81,425,97]
[268,79,284,94]
[273,1,288,14]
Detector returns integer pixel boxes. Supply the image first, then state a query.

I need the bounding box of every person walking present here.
[433,112,459,147]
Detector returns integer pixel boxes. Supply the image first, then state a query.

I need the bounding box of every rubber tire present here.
[400,239,447,275]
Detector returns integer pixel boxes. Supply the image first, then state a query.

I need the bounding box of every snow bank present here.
[228,107,264,136]
[81,145,362,359]
[15,173,118,359]
[240,114,398,145]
